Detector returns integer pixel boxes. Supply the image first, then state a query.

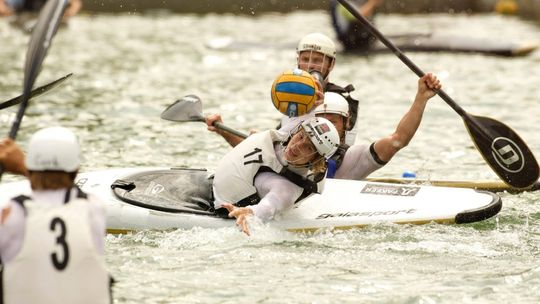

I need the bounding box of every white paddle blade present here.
[161,94,205,122]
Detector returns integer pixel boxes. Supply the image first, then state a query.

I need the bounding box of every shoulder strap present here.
[278,169,320,195]
[64,187,88,204]
[325,82,355,94]
[235,193,262,208]
[256,166,321,202]
[75,187,88,199]
[11,195,30,214]
[233,165,324,209]
[328,144,350,176]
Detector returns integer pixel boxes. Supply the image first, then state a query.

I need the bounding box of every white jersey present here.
[334,143,385,180]
[213,130,288,207]
[1,187,110,304]
[213,129,326,221]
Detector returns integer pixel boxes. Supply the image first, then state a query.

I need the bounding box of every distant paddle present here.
[0,0,68,181]
[161,94,248,139]
[337,0,539,189]
[0,73,73,110]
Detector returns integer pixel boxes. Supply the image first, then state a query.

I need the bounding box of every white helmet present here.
[314,92,349,118]
[26,127,81,172]
[301,117,340,159]
[296,33,337,59]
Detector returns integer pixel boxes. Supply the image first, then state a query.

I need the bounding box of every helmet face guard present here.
[296,33,336,79]
[297,51,335,80]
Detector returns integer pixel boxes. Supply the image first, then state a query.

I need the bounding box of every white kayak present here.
[0,167,502,233]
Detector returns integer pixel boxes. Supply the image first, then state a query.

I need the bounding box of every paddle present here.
[161,94,249,139]
[0,73,73,110]
[337,0,539,189]
[0,0,68,181]
[160,96,539,193]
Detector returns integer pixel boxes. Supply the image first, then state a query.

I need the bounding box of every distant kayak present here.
[206,32,538,57]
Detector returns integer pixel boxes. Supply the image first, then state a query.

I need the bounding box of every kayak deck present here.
[99,168,502,232]
[111,168,215,215]
[0,167,503,233]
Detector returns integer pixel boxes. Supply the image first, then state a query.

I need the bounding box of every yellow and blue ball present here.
[271,68,318,117]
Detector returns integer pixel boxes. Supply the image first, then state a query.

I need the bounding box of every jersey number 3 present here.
[50,217,70,271]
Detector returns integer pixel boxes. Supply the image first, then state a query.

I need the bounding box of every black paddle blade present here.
[161,94,205,122]
[0,73,73,110]
[23,0,67,97]
[8,0,67,140]
[465,115,539,189]
[0,0,67,181]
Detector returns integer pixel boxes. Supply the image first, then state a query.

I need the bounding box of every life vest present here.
[1,188,111,304]
[213,130,325,209]
[326,144,350,178]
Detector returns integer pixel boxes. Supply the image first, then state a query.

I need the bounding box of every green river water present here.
[1,10,539,304]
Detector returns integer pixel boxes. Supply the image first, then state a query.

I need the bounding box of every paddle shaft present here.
[0,0,67,181]
[9,0,67,140]
[193,116,248,139]
[336,0,466,117]
[215,122,248,139]
[365,177,540,194]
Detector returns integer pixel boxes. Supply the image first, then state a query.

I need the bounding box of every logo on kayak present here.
[361,184,420,196]
[145,181,165,195]
[75,177,87,188]
[491,137,524,173]
[316,209,416,220]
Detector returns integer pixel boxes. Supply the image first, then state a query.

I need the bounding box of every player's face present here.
[297,51,333,78]
[284,129,319,165]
